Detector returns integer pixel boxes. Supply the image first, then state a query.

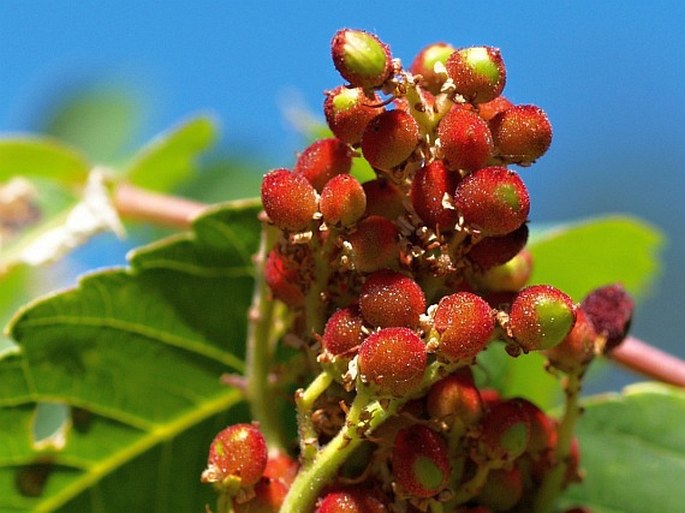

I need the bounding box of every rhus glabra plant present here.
[1,28,684,513]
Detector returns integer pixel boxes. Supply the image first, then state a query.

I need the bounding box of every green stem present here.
[447,460,494,507]
[245,225,288,450]
[533,373,583,513]
[304,228,337,340]
[295,371,334,466]
[216,490,232,513]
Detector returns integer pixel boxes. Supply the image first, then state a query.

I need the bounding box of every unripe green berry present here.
[331,29,393,89]
[509,285,576,351]
[471,248,533,293]
[361,110,420,171]
[478,399,531,464]
[391,425,450,498]
[358,327,426,398]
[320,174,366,226]
[410,42,456,95]
[446,46,506,104]
[261,168,318,232]
[324,86,385,145]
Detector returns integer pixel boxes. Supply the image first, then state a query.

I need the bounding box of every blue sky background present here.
[1,2,683,387]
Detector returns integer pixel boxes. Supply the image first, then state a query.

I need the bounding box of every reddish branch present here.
[112,182,685,388]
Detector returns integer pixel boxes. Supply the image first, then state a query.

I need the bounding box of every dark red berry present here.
[509,285,576,351]
[546,309,597,373]
[477,467,524,511]
[446,46,506,104]
[454,166,530,237]
[346,215,399,272]
[433,292,495,361]
[324,86,385,145]
[203,423,267,487]
[426,367,483,428]
[294,138,353,192]
[320,174,366,226]
[437,107,494,172]
[233,477,287,513]
[358,327,426,397]
[317,487,388,513]
[362,110,420,171]
[261,168,318,232]
[392,425,450,498]
[467,223,529,270]
[362,178,405,219]
[478,399,531,463]
[359,271,426,329]
[331,29,393,89]
[490,104,552,165]
[321,306,365,357]
[410,159,460,231]
[580,284,633,351]
[264,246,309,307]
[410,42,456,95]
[263,451,298,487]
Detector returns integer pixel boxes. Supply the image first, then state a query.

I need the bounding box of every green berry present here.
[446,46,506,104]
[476,467,523,511]
[478,399,531,464]
[471,249,533,293]
[331,29,393,89]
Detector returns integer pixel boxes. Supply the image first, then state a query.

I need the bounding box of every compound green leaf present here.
[0,138,89,185]
[126,116,217,192]
[560,383,685,513]
[0,199,261,512]
[528,216,663,301]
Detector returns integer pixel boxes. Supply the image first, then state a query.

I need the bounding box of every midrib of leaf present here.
[15,315,245,372]
[32,390,241,513]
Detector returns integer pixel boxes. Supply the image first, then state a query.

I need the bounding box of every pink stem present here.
[609,336,685,387]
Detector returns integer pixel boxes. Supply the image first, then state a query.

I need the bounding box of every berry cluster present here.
[203,29,634,513]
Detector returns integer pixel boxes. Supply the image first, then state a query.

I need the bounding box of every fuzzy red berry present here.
[437,107,494,172]
[261,168,318,232]
[454,166,530,236]
[392,425,450,498]
[478,96,514,122]
[359,271,426,329]
[317,487,388,513]
[410,159,460,231]
[433,292,495,361]
[362,178,406,219]
[202,423,267,488]
[410,42,456,95]
[346,215,399,272]
[471,249,533,293]
[358,327,426,397]
[490,104,552,165]
[509,285,576,351]
[426,367,483,428]
[263,451,299,487]
[321,306,365,357]
[233,477,287,513]
[478,399,531,463]
[264,246,309,307]
[320,174,366,226]
[331,29,393,89]
[467,223,529,270]
[324,86,385,145]
[294,138,353,192]
[361,110,420,171]
[546,309,598,373]
[580,284,633,351]
[446,46,506,104]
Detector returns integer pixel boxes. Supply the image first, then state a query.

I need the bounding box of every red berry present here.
[233,477,287,513]
[490,104,552,165]
[362,178,405,219]
[346,215,399,272]
[454,166,530,237]
[410,160,460,231]
[515,398,558,454]
[362,110,420,171]
[324,86,385,145]
[261,168,318,232]
[426,367,483,427]
[317,487,388,513]
[467,223,529,270]
[321,306,365,357]
[546,309,598,373]
[477,96,514,122]
[580,284,633,351]
[331,29,393,89]
[433,292,495,361]
[471,249,533,293]
[478,399,531,463]
[437,107,494,172]
[320,174,366,226]
[358,327,426,397]
[477,467,524,511]
[446,46,506,104]
[263,451,299,487]
[509,285,576,351]
[203,423,267,487]
[264,246,309,307]
[392,425,450,498]
[359,271,426,329]
[294,138,353,192]
[410,42,456,95]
